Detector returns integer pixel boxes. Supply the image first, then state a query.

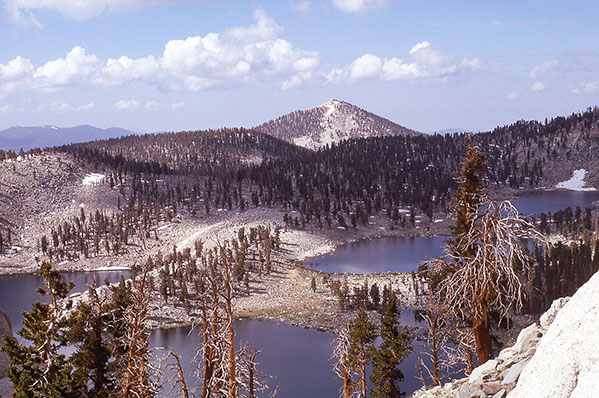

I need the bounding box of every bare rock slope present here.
[254,99,420,150]
[412,270,599,398]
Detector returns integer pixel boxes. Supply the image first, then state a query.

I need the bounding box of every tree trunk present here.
[343,372,352,398]
[473,304,493,364]
[360,362,367,397]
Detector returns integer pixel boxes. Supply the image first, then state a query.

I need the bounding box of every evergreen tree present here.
[370,293,412,398]
[349,308,376,398]
[1,262,84,397]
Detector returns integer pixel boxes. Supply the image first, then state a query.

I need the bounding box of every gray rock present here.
[483,382,503,395]
[509,271,599,398]
[0,306,13,379]
[502,358,530,385]
[492,389,506,398]
[468,359,498,383]
[510,324,542,354]
[456,385,475,398]
[539,297,570,329]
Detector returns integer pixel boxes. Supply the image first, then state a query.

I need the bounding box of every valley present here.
[1,101,599,397]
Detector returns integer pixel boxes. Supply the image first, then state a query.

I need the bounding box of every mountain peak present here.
[255,100,420,150]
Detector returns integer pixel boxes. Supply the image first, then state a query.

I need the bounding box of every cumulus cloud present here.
[571,81,599,94]
[0,55,34,98]
[530,82,545,92]
[113,99,141,111]
[505,91,519,101]
[113,99,161,111]
[0,104,17,113]
[159,9,320,90]
[529,59,558,78]
[332,0,388,13]
[0,14,482,98]
[0,10,321,94]
[33,46,101,89]
[171,101,185,110]
[37,100,96,112]
[3,0,173,26]
[345,41,483,82]
[144,100,160,111]
[291,0,311,12]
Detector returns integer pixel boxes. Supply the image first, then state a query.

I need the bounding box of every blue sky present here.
[1,0,598,134]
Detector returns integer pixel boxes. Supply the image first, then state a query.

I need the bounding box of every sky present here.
[0,0,599,134]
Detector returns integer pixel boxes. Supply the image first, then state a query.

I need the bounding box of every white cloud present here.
[0,15,482,98]
[571,81,599,94]
[98,55,159,86]
[3,0,173,26]
[113,99,160,111]
[291,0,311,12]
[345,41,483,82]
[529,59,559,78]
[144,100,160,111]
[530,82,545,92]
[0,55,34,98]
[159,9,320,90]
[349,54,383,79]
[33,46,102,89]
[505,91,519,101]
[78,102,95,111]
[113,99,141,111]
[0,104,17,113]
[37,100,96,112]
[332,0,388,13]
[171,101,185,110]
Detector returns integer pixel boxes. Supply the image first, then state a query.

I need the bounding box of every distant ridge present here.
[254,99,420,150]
[432,127,471,135]
[0,125,136,151]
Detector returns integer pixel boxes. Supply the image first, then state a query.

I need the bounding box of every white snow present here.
[323,99,337,117]
[555,169,597,191]
[82,173,105,186]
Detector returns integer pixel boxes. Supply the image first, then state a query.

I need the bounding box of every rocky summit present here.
[254,99,420,150]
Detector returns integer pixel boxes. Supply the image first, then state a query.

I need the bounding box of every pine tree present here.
[370,293,412,398]
[1,262,84,397]
[349,308,376,398]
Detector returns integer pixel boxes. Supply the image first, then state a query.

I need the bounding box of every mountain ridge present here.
[254,99,420,150]
[0,125,136,151]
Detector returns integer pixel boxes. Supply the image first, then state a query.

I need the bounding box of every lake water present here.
[150,318,434,398]
[304,236,448,274]
[305,190,599,274]
[0,270,130,333]
[0,271,434,397]
[510,190,599,217]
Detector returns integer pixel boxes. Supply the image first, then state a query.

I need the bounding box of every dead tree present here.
[122,270,158,398]
[332,325,355,398]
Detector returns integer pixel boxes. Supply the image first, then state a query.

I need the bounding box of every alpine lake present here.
[2,190,598,397]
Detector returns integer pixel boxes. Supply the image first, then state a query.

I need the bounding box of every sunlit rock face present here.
[412,270,599,398]
[508,271,599,398]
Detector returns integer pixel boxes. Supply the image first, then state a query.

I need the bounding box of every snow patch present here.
[555,169,597,191]
[82,173,105,186]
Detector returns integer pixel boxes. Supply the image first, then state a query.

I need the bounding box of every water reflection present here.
[304,236,448,274]
[0,270,130,333]
[150,317,434,398]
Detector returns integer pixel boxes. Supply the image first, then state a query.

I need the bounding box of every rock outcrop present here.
[509,272,599,397]
[412,270,599,398]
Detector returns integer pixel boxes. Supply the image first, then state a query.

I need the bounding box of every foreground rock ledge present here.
[412,270,599,398]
